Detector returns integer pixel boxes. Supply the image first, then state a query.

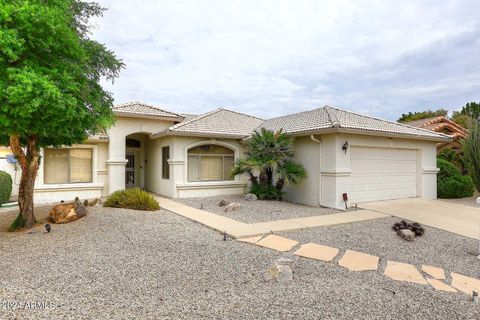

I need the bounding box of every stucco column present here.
[107,132,127,194]
[418,142,439,199]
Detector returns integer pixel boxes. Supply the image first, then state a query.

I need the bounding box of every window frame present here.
[162,146,170,180]
[44,148,93,184]
[187,146,235,182]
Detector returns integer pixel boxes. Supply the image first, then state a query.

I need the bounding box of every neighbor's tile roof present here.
[260,106,451,140]
[159,108,264,138]
[113,102,183,119]
[405,116,467,138]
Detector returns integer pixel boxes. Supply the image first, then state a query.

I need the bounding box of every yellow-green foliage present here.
[104,188,160,211]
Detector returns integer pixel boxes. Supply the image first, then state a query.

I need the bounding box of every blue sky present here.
[92,0,480,120]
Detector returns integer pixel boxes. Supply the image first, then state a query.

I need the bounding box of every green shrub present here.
[437,158,460,182]
[103,188,160,211]
[249,183,281,200]
[437,158,474,198]
[9,214,26,231]
[0,170,13,204]
[438,175,474,198]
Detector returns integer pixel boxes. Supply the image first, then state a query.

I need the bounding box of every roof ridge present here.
[324,105,339,127]
[326,105,452,138]
[168,108,223,131]
[114,101,183,118]
[264,106,326,122]
[218,107,264,121]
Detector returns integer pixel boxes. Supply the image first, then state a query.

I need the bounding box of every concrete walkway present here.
[360,198,480,240]
[154,196,388,238]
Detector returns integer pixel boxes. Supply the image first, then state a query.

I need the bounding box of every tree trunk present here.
[275,178,285,201]
[9,135,40,229]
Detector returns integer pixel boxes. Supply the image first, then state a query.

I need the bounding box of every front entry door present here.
[125,151,139,189]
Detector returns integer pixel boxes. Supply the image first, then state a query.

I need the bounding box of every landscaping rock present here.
[265,258,294,282]
[244,193,258,201]
[224,202,240,212]
[218,199,230,207]
[397,228,415,241]
[47,197,88,224]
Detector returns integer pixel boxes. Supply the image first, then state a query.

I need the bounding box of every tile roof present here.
[113,102,183,119]
[156,108,264,138]
[405,116,467,139]
[260,106,451,140]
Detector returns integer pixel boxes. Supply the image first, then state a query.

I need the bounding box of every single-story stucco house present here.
[0,102,451,210]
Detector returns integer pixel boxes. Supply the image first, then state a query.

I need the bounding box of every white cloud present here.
[92,0,480,120]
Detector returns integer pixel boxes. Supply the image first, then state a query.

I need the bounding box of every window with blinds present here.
[44,148,93,184]
[187,145,234,182]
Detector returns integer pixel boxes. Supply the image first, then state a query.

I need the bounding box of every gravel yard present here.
[177,195,345,223]
[1,205,479,319]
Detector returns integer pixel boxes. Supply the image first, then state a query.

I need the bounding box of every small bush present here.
[103,188,160,211]
[438,175,474,198]
[437,158,474,198]
[0,170,13,204]
[9,214,26,231]
[249,183,281,200]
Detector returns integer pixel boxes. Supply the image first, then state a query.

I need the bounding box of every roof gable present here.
[156,108,264,138]
[405,116,467,138]
[113,102,183,120]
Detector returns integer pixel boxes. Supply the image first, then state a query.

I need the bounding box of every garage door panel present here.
[350,147,417,203]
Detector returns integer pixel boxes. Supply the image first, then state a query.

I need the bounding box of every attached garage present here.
[349,147,418,203]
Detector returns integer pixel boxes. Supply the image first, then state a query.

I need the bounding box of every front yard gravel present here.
[177,195,344,223]
[0,205,479,319]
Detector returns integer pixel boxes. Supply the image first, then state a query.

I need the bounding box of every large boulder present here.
[47,197,94,224]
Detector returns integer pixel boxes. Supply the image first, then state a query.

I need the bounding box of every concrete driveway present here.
[360,198,480,240]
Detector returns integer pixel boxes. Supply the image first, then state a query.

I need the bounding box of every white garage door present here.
[350,147,417,203]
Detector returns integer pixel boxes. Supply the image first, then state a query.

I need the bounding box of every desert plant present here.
[0,170,12,204]
[231,128,307,200]
[103,188,160,211]
[437,158,474,198]
[462,122,480,192]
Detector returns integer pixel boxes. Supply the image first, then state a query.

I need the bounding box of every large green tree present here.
[462,122,480,192]
[0,0,123,229]
[451,101,480,128]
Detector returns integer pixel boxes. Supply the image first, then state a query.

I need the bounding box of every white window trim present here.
[183,140,240,184]
[37,144,99,189]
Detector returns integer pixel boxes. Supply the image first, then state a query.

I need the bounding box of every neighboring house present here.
[1,102,450,210]
[405,116,467,153]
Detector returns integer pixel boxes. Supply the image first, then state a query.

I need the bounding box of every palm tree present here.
[231,128,307,200]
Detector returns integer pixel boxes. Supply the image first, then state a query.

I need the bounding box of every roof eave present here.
[284,127,452,142]
[114,112,184,122]
[151,131,248,140]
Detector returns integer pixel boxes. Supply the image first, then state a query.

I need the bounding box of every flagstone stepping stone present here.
[451,272,480,296]
[421,265,446,280]
[255,235,298,252]
[293,243,339,262]
[338,250,379,271]
[384,261,427,285]
[426,278,457,292]
[238,235,263,244]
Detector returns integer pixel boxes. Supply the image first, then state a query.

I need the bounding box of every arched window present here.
[187,144,234,182]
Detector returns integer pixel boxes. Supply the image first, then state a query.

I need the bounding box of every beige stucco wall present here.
[282,136,320,206]
[107,117,176,194]
[287,133,438,210]
[147,136,247,198]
